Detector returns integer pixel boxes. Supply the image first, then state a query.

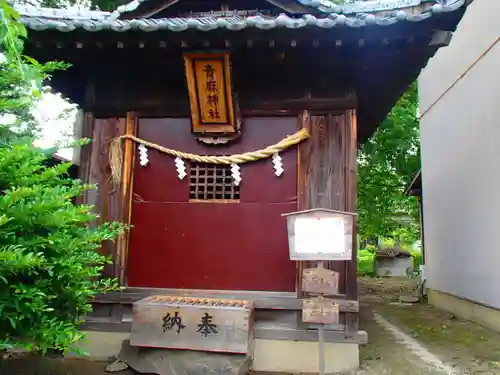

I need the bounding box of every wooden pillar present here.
[116,111,137,285]
[344,109,358,334]
[91,118,126,278]
[77,112,137,283]
[297,109,358,332]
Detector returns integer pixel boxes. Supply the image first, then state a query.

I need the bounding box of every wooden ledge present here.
[94,287,358,312]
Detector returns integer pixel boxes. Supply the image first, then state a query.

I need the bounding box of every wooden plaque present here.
[183,52,237,134]
[302,297,339,324]
[302,266,339,295]
[131,296,253,354]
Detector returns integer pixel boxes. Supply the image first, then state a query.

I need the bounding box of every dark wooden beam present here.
[80,319,368,344]
[94,290,359,312]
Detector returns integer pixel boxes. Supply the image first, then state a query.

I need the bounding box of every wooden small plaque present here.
[302,297,339,324]
[302,266,339,295]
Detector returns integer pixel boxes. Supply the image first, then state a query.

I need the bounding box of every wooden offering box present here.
[131,296,253,354]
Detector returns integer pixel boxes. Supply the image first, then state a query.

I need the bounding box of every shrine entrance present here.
[126,117,299,292]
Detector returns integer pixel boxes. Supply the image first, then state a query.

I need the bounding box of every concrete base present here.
[71,331,360,374]
[253,338,359,374]
[428,288,500,333]
[68,331,129,361]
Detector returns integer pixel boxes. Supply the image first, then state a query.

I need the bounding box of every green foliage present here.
[357,82,421,241]
[0,0,127,354]
[357,248,375,276]
[0,144,127,352]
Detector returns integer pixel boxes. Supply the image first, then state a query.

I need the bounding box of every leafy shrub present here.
[363,244,377,254]
[357,249,375,276]
[0,143,127,353]
[410,249,422,272]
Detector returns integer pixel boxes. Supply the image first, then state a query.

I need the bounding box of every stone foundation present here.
[71,331,360,374]
[428,288,500,333]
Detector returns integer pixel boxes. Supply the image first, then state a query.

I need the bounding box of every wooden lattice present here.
[189,163,240,201]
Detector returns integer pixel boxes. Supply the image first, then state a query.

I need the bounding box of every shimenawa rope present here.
[109,128,310,184]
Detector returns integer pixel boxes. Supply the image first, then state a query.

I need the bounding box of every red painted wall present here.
[127,117,298,292]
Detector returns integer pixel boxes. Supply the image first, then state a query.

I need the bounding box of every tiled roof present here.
[104,0,446,21]
[296,0,456,14]
[16,0,466,33]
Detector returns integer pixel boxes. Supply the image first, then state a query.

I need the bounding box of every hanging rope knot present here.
[109,128,310,184]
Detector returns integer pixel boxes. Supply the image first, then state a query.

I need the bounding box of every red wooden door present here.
[127,117,298,292]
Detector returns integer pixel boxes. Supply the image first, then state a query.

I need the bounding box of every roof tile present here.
[16,0,466,33]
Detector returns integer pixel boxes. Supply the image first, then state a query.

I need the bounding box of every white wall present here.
[418,0,500,308]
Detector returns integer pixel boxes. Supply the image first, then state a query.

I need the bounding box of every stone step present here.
[130,296,254,354]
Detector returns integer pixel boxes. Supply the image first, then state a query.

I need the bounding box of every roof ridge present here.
[14,4,111,18]
[297,0,463,14]
[14,0,465,20]
[18,0,467,33]
[108,0,151,20]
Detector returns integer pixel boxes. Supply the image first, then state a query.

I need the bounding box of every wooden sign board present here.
[130,296,253,354]
[183,52,237,135]
[302,297,339,325]
[283,208,356,261]
[302,266,339,295]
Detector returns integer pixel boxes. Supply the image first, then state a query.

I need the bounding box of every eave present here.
[16,0,468,144]
[17,0,466,33]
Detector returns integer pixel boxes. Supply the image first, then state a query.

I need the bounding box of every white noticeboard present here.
[283,209,354,261]
[294,217,345,255]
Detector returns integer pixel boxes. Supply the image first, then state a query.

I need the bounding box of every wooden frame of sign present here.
[183,52,238,135]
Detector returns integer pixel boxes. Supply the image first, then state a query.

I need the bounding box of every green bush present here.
[0,143,127,353]
[357,249,375,276]
[410,249,422,272]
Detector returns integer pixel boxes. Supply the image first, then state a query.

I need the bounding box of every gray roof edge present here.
[15,0,467,33]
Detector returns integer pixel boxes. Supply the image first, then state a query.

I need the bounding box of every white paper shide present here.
[272,152,284,176]
[175,156,186,180]
[138,143,149,167]
[231,163,241,186]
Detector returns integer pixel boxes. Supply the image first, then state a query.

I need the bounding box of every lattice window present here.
[189,163,240,201]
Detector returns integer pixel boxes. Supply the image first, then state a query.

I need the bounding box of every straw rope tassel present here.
[109,128,310,184]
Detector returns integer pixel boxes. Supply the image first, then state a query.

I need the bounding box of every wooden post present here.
[344,109,358,334]
[297,108,359,333]
[318,323,326,375]
[116,111,137,285]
